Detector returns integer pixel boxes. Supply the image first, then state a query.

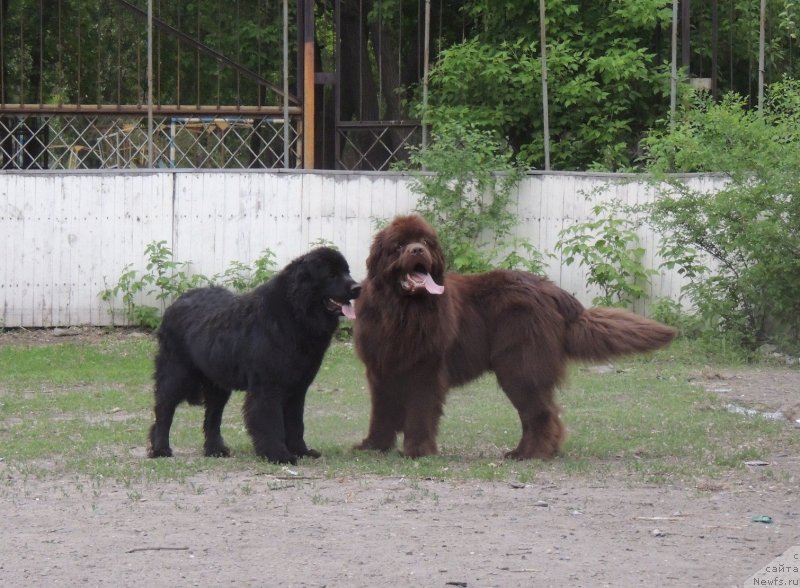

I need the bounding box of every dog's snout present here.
[409,243,425,256]
[350,282,362,299]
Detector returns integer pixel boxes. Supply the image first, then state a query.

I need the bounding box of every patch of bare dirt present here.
[0,468,797,587]
[692,367,800,428]
[0,326,153,347]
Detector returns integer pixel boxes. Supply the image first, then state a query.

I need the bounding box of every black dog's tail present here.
[565,307,677,362]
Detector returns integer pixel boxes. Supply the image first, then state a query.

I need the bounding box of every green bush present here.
[404,121,548,274]
[100,242,277,329]
[555,198,655,307]
[643,82,800,349]
[421,2,674,171]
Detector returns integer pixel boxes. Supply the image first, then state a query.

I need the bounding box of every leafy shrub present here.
[100,241,277,329]
[648,298,702,339]
[643,83,800,349]
[555,199,655,308]
[404,121,548,275]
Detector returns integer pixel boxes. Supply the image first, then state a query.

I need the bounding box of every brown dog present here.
[353,214,676,459]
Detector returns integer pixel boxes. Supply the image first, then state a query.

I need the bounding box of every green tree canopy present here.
[420,0,800,171]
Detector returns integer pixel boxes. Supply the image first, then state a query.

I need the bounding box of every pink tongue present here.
[341,303,356,319]
[413,272,444,295]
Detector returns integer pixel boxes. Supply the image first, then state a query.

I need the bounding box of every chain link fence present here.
[0,111,302,170]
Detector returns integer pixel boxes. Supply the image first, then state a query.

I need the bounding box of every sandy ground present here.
[1,464,798,588]
[0,329,798,587]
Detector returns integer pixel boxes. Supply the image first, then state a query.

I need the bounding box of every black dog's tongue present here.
[410,272,444,295]
[341,302,356,319]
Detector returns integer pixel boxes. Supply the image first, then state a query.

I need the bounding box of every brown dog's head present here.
[366,215,446,296]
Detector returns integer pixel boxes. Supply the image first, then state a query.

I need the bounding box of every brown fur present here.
[353,215,677,460]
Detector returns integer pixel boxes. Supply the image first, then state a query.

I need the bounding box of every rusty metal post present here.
[711,0,718,99]
[302,0,315,169]
[681,0,690,69]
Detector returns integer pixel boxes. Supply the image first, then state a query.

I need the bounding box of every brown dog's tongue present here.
[412,272,444,295]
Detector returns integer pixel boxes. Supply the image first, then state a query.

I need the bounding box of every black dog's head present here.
[287,247,361,319]
[366,215,446,297]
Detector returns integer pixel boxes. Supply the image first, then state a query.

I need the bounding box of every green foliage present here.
[8,0,800,174]
[648,298,702,339]
[403,122,548,274]
[3,1,292,107]
[415,0,800,171]
[687,0,800,100]
[100,241,277,329]
[100,241,206,329]
[213,249,278,293]
[556,199,655,307]
[642,81,800,349]
[422,1,673,170]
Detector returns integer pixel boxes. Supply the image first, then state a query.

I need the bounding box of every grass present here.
[0,331,796,487]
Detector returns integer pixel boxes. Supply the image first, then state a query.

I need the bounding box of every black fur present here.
[148,247,361,464]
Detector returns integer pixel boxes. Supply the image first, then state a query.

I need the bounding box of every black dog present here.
[148,247,361,464]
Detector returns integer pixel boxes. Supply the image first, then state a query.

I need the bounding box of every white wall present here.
[0,170,723,327]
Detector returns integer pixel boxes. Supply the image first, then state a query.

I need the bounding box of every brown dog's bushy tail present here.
[565,307,677,362]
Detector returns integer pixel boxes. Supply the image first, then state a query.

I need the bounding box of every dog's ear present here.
[367,225,393,280]
[286,257,314,303]
[430,242,447,284]
[365,232,387,279]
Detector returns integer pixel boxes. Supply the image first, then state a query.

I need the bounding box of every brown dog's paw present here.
[401,439,438,459]
[503,447,559,461]
[354,437,395,452]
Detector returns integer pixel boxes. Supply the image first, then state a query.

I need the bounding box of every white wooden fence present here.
[0,170,723,327]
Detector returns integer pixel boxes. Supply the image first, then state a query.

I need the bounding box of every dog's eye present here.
[396,243,405,252]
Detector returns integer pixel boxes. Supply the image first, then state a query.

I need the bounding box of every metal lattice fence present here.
[0,1,303,170]
[337,123,420,171]
[0,112,302,170]
[0,1,431,172]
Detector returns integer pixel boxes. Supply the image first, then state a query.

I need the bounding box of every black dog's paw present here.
[259,449,298,465]
[204,445,231,458]
[148,446,173,458]
[291,448,321,461]
[272,454,298,465]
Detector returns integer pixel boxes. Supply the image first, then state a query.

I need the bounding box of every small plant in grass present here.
[100,241,277,329]
[100,240,207,328]
[648,298,702,339]
[213,249,277,292]
[309,238,337,250]
[555,200,655,307]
